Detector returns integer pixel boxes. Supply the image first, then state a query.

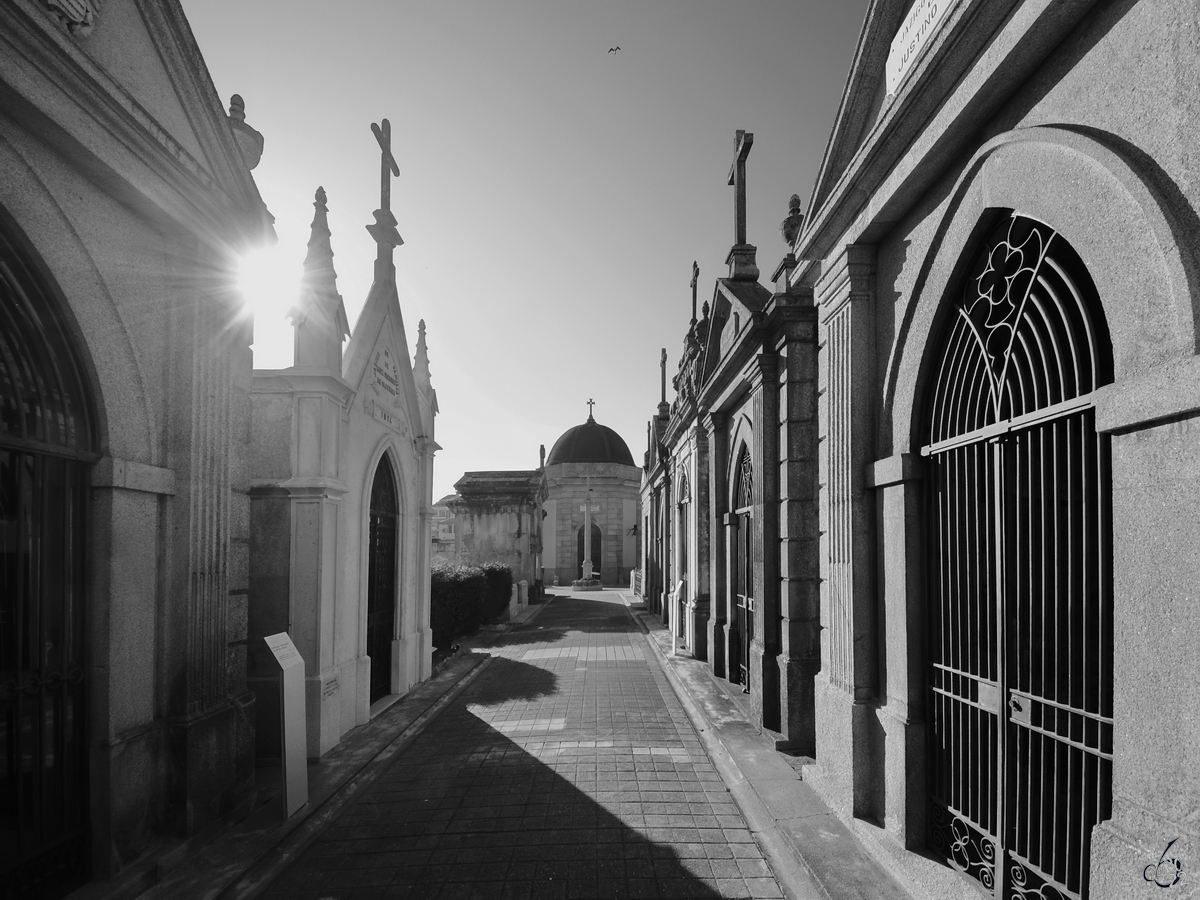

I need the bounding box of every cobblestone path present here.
[260,592,785,900]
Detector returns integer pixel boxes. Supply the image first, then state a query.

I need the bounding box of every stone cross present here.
[372,119,400,212]
[366,118,404,261]
[728,130,754,246]
[690,261,699,327]
[587,398,595,420]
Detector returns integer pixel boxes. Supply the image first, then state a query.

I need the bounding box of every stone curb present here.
[619,594,914,900]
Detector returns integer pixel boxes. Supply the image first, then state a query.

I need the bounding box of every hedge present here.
[430,561,514,649]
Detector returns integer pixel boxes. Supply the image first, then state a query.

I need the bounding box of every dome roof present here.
[546,416,636,467]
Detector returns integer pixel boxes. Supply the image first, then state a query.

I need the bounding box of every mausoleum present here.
[542,407,640,587]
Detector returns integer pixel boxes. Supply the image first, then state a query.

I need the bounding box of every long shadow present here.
[486,596,640,651]
[260,655,727,900]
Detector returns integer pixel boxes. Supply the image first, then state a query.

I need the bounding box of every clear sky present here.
[182,1,870,501]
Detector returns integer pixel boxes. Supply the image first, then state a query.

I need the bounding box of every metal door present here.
[1,221,96,898]
[733,449,753,690]
[366,461,398,704]
[923,215,1113,899]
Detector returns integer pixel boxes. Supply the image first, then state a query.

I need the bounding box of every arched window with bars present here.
[1,216,96,896]
[921,213,1114,899]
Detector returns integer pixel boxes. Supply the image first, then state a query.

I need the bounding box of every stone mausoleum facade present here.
[0,3,438,895]
[1,1,272,893]
[542,414,640,588]
[451,469,546,591]
[643,2,1200,898]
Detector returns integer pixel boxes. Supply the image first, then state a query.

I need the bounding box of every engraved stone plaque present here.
[265,632,309,817]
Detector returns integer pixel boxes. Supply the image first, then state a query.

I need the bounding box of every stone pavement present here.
[256,592,788,900]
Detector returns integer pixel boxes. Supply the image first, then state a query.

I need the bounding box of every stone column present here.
[812,243,878,817]
[248,373,351,760]
[749,352,781,733]
[704,411,728,678]
[691,419,711,661]
[775,312,821,754]
[868,452,925,845]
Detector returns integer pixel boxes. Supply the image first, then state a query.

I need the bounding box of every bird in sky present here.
[608,46,620,53]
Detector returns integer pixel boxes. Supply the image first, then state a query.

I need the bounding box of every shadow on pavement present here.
[260,654,724,900]
[465,655,558,706]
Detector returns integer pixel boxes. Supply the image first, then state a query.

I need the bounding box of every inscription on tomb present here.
[364,397,408,435]
[322,676,339,700]
[886,0,955,95]
[372,348,400,398]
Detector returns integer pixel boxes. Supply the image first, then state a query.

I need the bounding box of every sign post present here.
[264,632,309,818]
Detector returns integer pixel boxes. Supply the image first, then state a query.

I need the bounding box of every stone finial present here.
[539,444,546,470]
[229,94,246,123]
[415,319,432,387]
[227,94,264,170]
[780,193,804,248]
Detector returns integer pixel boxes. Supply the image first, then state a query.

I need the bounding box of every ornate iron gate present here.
[366,461,398,704]
[1,221,95,897]
[733,449,753,690]
[923,214,1113,899]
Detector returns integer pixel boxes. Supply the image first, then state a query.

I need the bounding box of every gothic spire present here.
[291,186,350,372]
[414,318,432,391]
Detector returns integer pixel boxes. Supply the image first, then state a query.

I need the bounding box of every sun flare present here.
[238,244,297,369]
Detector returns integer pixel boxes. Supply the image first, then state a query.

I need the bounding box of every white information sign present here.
[265,631,309,818]
[886,0,955,95]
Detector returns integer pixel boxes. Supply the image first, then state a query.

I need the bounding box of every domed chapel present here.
[541,403,641,587]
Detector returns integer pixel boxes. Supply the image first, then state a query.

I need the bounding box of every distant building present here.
[431,493,458,565]
[451,471,545,592]
[542,413,641,587]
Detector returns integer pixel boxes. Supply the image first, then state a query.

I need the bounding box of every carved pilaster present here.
[704,411,729,678]
[812,242,878,816]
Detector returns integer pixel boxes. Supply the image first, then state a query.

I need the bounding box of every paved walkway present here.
[258,592,786,900]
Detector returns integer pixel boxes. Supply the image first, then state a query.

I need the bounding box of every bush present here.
[478,562,514,622]
[430,563,486,649]
[429,561,515,649]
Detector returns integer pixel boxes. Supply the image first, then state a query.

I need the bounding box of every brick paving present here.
[258,592,784,900]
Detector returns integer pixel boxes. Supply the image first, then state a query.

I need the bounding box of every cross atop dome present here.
[587,398,596,422]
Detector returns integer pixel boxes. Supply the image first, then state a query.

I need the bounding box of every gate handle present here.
[1008,697,1023,712]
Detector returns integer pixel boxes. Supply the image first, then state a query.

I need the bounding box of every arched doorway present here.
[366,460,399,704]
[576,524,601,581]
[0,219,95,896]
[731,447,753,690]
[922,213,1113,899]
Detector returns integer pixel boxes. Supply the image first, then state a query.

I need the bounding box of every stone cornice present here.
[251,370,355,406]
[793,0,1101,273]
[1,0,272,248]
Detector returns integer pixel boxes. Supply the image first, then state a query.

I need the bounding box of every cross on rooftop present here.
[587,398,595,420]
[728,130,754,246]
[366,118,404,261]
[372,119,400,212]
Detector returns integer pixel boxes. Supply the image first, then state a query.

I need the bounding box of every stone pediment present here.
[702,278,772,381]
[343,274,423,440]
[2,1,271,238]
[806,0,898,218]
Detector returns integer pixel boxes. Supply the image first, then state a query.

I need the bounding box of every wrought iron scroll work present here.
[929,801,996,893]
[963,217,1049,419]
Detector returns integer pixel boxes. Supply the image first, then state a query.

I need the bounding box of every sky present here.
[182,1,871,502]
